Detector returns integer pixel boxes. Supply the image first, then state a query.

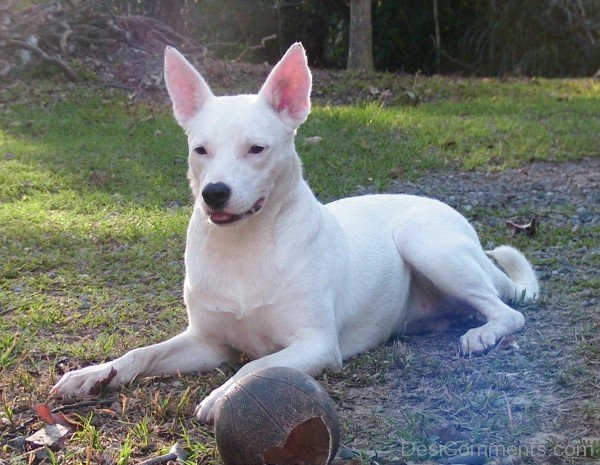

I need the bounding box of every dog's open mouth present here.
[209,198,265,225]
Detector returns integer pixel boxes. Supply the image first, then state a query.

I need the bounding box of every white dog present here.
[52,43,539,422]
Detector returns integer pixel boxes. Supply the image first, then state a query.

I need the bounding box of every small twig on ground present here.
[52,397,119,413]
[11,446,47,461]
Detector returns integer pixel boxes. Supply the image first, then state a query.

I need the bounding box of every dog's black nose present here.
[202,182,231,210]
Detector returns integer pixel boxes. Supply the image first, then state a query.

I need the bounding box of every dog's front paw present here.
[460,327,499,356]
[195,384,230,424]
[51,362,120,397]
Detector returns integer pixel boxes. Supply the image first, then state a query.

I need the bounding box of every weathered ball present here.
[214,366,341,465]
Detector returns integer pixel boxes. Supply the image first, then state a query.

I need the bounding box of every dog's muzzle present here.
[208,198,265,225]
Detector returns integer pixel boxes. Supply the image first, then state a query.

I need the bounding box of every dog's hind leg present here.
[394,213,530,355]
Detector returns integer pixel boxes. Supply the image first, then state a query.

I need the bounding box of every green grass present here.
[1,78,595,364]
[302,78,598,199]
[0,76,598,464]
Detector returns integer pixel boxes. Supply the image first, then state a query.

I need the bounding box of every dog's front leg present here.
[52,330,237,397]
[196,334,342,423]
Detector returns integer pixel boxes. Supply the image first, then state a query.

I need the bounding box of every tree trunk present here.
[347,0,373,71]
[433,0,441,74]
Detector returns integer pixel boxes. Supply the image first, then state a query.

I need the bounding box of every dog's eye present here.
[194,146,207,155]
[249,145,265,154]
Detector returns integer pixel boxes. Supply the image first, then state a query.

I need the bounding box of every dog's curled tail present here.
[486,245,539,303]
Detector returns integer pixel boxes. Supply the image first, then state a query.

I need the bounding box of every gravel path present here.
[378,157,598,229]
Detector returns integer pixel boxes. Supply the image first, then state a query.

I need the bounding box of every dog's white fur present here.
[53,43,539,423]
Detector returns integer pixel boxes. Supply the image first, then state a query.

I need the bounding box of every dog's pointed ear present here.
[258,42,312,128]
[164,46,213,128]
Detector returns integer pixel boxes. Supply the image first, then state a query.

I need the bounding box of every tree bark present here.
[347,0,373,71]
[433,0,441,74]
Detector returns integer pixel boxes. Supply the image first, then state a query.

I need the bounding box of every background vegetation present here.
[109,0,600,76]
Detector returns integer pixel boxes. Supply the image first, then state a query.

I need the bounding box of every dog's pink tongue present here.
[210,212,234,222]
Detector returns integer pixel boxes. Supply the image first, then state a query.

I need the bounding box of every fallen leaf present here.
[95,408,119,417]
[33,404,54,424]
[34,404,80,429]
[506,217,538,237]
